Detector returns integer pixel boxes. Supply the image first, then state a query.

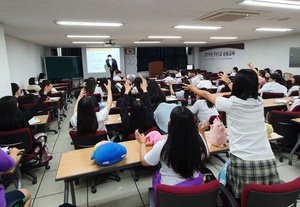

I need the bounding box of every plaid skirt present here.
[227,155,280,198]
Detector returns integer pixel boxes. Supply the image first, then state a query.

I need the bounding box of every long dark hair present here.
[38,73,46,82]
[128,100,147,133]
[77,96,98,134]
[39,80,52,96]
[292,75,300,86]
[133,77,143,94]
[199,88,214,108]
[28,77,36,85]
[0,96,27,131]
[161,106,207,178]
[11,83,20,96]
[231,69,258,100]
[86,77,97,94]
[147,81,166,104]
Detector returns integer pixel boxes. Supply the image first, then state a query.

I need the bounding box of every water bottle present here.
[216,80,219,87]
[177,101,182,106]
[99,97,106,110]
[188,95,192,106]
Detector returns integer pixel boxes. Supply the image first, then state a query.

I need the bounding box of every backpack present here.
[32,133,53,163]
[209,117,227,147]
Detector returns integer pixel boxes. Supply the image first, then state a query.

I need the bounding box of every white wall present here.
[5,35,45,89]
[0,24,12,97]
[198,34,300,74]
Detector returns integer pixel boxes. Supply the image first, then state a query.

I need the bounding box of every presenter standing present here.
[106,54,118,79]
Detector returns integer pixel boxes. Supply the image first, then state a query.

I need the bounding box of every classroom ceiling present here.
[0,0,300,48]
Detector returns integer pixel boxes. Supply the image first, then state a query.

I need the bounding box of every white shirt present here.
[163,76,174,83]
[27,85,41,92]
[197,74,204,80]
[216,96,275,161]
[173,78,182,84]
[191,76,201,86]
[70,108,109,132]
[259,82,287,96]
[51,88,58,93]
[154,103,177,133]
[189,100,219,122]
[196,80,213,89]
[287,85,299,97]
[144,139,203,186]
[113,75,122,81]
[175,90,185,99]
[290,99,300,111]
[175,72,181,78]
[94,86,105,97]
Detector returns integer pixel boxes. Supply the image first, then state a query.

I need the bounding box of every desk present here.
[56,140,151,204]
[45,97,62,129]
[290,118,300,165]
[29,115,49,126]
[263,97,289,108]
[105,114,122,126]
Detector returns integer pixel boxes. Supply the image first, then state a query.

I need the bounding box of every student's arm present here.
[120,81,133,124]
[73,88,86,114]
[286,98,293,111]
[141,79,154,126]
[135,130,150,166]
[0,147,18,172]
[220,71,233,91]
[167,82,176,96]
[104,80,112,112]
[183,83,217,105]
[23,85,52,121]
[248,62,259,76]
[198,122,210,156]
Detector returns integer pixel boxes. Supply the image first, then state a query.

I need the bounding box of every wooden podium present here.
[148,61,163,77]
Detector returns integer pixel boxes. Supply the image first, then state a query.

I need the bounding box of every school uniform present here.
[259,82,287,96]
[189,100,219,122]
[196,80,213,89]
[290,99,300,111]
[153,103,177,134]
[27,84,41,92]
[287,85,299,97]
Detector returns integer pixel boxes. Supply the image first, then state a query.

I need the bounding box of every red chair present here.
[240,177,300,207]
[0,128,50,184]
[292,105,300,112]
[149,180,236,207]
[289,90,299,97]
[262,92,284,99]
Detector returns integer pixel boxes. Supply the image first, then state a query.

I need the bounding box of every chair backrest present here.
[69,130,108,149]
[241,177,300,207]
[156,180,220,207]
[0,128,33,152]
[262,92,284,99]
[270,110,300,146]
[289,90,299,97]
[292,104,300,112]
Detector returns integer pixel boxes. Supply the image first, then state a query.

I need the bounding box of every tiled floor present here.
[5,99,300,207]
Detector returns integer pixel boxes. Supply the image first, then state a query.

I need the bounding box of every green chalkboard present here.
[45,56,83,79]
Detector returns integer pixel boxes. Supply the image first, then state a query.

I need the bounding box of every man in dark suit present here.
[106,54,118,79]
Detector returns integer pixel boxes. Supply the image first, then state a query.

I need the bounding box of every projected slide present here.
[86,48,120,73]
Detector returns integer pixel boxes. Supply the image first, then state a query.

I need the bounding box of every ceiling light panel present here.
[184,41,207,44]
[147,36,182,39]
[255,27,293,31]
[72,41,105,44]
[55,21,123,27]
[174,25,222,30]
[240,0,300,9]
[134,41,161,44]
[66,35,111,38]
[210,37,238,39]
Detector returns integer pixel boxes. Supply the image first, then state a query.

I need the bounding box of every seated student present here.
[286,89,300,111]
[38,73,46,83]
[230,67,238,77]
[86,77,105,97]
[135,106,209,188]
[274,69,283,77]
[264,68,271,78]
[147,81,167,108]
[189,89,219,122]
[158,68,169,80]
[287,75,300,97]
[184,69,280,199]
[27,77,41,92]
[196,74,213,89]
[40,80,58,95]
[168,79,196,100]
[0,147,32,207]
[196,69,204,81]
[0,85,52,131]
[174,68,181,78]
[131,77,143,95]
[259,73,287,96]
[248,63,267,89]
[120,79,154,138]
[163,73,176,84]
[11,83,37,109]
[180,69,188,81]
[113,70,123,81]
[70,80,112,133]
[189,69,200,86]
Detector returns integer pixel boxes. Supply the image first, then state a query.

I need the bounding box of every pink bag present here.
[209,117,227,147]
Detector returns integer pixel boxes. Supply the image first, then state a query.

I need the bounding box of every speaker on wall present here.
[188,47,193,55]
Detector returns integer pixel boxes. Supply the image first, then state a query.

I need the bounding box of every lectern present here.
[148,61,163,77]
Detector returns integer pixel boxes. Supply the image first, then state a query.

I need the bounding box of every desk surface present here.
[105,114,121,125]
[291,117,300,124]
[56,140,151,181]
[29,115,49,126]
[45,97,61,103]
[263,97,289,108]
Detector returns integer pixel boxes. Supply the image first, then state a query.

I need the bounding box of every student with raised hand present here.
[70,80,112,134]
[40,80,58,95]
[135,106,210,188]
[120,78,154,139]
[183,69,280,199]
[0,147,32,207]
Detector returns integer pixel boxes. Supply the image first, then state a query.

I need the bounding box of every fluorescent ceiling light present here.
[55,21,123,27]
[240,0,300,9]
[134,41,161,44]
[72,41,105,44]
[184,41,207,44]
[174,25,222,30]
[66,35,111,38]
[255,27,293,32]
[147,36,182,39]
[210,37,238,40]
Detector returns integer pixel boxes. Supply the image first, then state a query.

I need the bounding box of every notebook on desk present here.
[28,117,41,125]
[273,99,288,104]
